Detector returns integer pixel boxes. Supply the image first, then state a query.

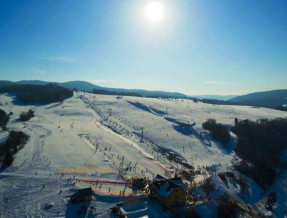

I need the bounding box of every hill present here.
[0,84,73,104]
[0,92,287,217]
[17,80,50,85]
[192,95,238,101]
[60,81,102,91]
[0,80,14,88]
[0,80,188,99]
[2,81,287,107]
[229,89,287,108]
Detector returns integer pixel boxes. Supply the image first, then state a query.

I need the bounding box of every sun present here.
[145,1,164,23]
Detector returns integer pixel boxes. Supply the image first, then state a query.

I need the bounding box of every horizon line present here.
[1,79,287,97]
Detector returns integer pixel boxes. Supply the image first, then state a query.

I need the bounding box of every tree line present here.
[0,131,28,168]
[0,108,10,130]
[92,89,142,97]
[0,84,73,104]
[233,118,287,188]
[202,119,230,146]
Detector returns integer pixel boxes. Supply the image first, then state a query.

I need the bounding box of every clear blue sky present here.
[0,0,286,95]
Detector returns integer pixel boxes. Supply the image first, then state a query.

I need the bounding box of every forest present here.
[202,119,230,146]
[0,84,73,104]
[0,131,28,168]
[233,118,287,187]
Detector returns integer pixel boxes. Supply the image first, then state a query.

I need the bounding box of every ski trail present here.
[80,95,183,176]
[81,95,155,160]
[94,120,154,160]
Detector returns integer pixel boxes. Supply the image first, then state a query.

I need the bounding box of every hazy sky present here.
[1,0,287,95]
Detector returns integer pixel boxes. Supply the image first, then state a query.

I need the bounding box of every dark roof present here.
[170,177,187,191]
[151,174,166,184]
[70,188,92,200]
[134,178,145,182]
[150,175,186,198]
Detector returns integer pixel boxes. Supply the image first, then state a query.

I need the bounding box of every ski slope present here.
[0,92,286,217]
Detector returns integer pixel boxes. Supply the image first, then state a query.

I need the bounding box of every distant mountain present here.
[105,88,187,98]
[2,80,286,108]
[229,89,287,108]
[192,95,238,101]
[17,80,50,85]
[0,80,187,99]
[57,81,187,98]
[0,80,14,88]
[60,81,102,92]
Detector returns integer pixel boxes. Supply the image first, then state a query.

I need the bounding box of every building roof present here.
[158,181,173,197]
[170,177,187,192]
[150,175,186,198]
[151,174,166,183]
[70,187,92,200]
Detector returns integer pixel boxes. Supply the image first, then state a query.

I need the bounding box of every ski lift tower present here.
[166,107,169,118]
[140,127,144,143]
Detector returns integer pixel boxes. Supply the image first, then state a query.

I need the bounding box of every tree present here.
[27,109,34,117]
[233,118,287,187]
[0,109,10,130]
[3,150,14,167]
[234,118,238,126]
[19,109,35,121]
[202,119,230,146]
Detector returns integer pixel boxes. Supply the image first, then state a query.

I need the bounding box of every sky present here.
[0,0,287,95]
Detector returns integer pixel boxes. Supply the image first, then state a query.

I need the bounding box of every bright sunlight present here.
[145,1,164,23]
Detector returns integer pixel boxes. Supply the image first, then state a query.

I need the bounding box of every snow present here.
[0,92,287,216]
[0,131,8,144]
[121,199,170,217]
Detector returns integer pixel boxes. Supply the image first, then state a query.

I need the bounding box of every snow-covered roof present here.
[151,175,186,198]
[151,174,166,183]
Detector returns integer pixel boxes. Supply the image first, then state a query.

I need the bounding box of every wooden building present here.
[149,175,187,208]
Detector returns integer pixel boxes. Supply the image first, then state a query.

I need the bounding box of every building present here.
[70,187,93,204]
[132,178,147,191]
[149,175,187,208]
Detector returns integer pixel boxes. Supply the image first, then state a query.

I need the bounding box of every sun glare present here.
[145,1,164,23]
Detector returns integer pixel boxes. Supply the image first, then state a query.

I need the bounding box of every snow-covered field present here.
[0,92,286,217]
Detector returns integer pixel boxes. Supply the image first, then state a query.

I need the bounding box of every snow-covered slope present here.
[0,92,286,217]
